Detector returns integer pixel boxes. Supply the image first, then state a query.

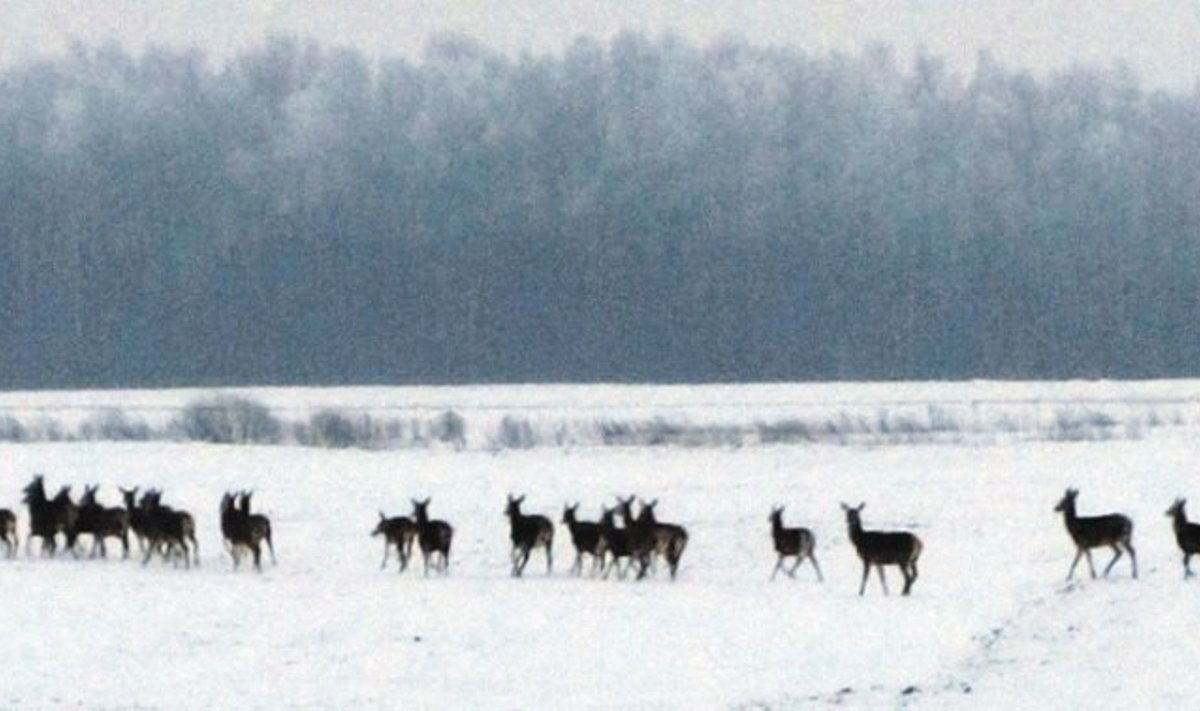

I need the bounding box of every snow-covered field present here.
[2,382,1200,709]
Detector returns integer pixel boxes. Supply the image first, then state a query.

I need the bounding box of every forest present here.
[1,33,1197,388]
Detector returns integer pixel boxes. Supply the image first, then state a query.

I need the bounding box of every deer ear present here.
[858,502,866,511]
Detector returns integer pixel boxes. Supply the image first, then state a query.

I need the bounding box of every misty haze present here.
[1,33,1197,388]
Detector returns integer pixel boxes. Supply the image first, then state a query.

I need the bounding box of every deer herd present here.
[4,475,1200,591]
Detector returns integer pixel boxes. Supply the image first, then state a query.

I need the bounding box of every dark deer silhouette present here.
[22,476,76,557]
[562,503,606,576]
[411,498,453,576]
[119,487,152,554]
[219,491,273,571]
[616,496,688,580]
[769,506,822,582]
[505,494,554,577]
[373,511,417,572]
[1054,488,1136,581]
[841,502,922,596]
[616,495,655,579]
[140,489,199,569]
[636,499,687,580]
[598,506,633,580]
[237,491,276,566]
[1165,498,1200,578]
[0,508,16,558]
[76,485,130,559]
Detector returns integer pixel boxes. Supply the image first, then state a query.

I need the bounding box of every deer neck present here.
[846,519,864,545]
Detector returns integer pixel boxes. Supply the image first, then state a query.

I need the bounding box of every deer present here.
[769,506,822,582]
[119,486,152,554]
[372,511,418,572]
[0,508,17,558]
[562,503,606,576]
[598,505,633,580]
[140,489,199,569]
[615,495,688,581]
[22,476,76,557]
[505,494,554,577]
[411,498,453,576]
[219,491,273,571]
[1165,498,1200,579]
[1054,488,1136,581]
[76,485,131,559]
[841,502,923,596]
[237,491,276,566]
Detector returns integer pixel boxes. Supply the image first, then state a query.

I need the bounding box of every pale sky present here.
[2,1,1198,90]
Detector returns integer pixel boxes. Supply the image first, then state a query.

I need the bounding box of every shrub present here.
[431,410,467,450]
[80,408,152,441]
[175,395,281,444]
[0,415,27,442]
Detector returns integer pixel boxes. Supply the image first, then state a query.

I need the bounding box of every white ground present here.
[2,383,1200,709]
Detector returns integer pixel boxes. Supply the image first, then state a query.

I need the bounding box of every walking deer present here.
[615,495,687,581]
[0,509,16,558]
[411,498,453,575]
[140,489,199,569]
[1165,498,1200,578]
[562,503,605,576]
[372,511,417,572]
[841,502,922,596]
[76,485,131,559]
[1054,488,1136,581]
[505,494,554,577]
[769,506,822,582]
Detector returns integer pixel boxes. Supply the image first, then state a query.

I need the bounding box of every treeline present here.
[1,34,1198,388]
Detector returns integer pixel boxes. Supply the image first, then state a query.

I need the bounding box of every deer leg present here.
[1184,552,1193,578]
[1066,548,1085,580]
[1103,545,1123,577]
[809,554,824,583]
[787,556,802,578]
[1126,542,1137,579]
[859,562,870,596]
[546,541,553,575]
[902,562,917,595]
[771,556,784,581]
[121,532,129,559]
[877,565,890,596]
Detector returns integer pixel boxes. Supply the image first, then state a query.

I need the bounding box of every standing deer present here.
[505,494,554,577]
[769,506,822,582]
[22,476,76,557]
[0,508,16,558]
[841,502,922,596]
[562,503,605,576]
[220,491,273,571]
[237,491,276,566]
[372,511,417,572]
[1165,498,1200,578]
[1054,488,1136,581]
[119,486,152,554]
[598,505,633,580]
[635,499,688,580]
[411,498,453,576]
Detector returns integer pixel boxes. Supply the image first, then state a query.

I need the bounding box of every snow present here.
[2,383,1200,708]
